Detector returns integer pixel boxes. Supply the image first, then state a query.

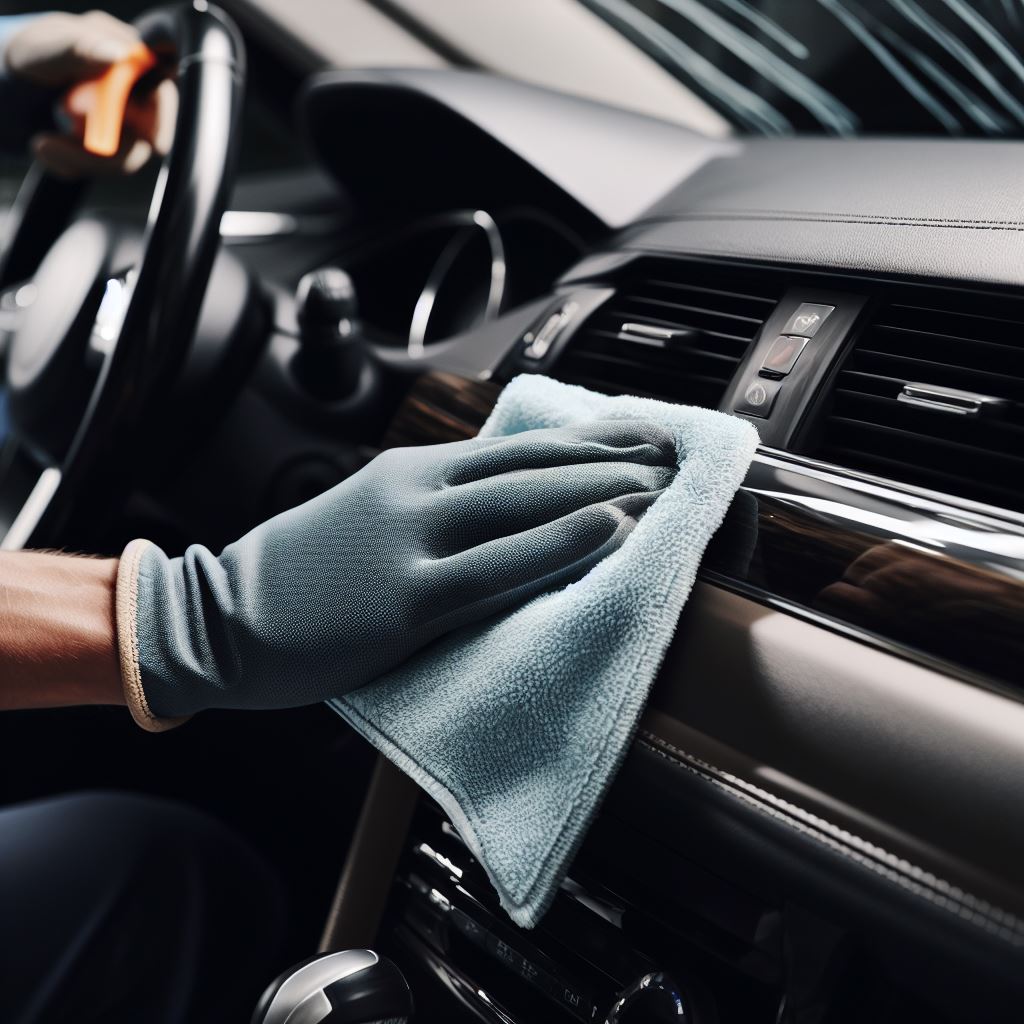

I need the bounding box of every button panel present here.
[760,334,809,378]
[782,302,835,338]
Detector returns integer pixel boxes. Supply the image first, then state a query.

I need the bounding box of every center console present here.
[384,799,781,1024]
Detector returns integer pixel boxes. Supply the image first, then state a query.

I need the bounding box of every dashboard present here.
[148,67,1024,1022]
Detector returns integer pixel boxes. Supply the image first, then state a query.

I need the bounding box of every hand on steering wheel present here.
[0,3,245,551]
[5,10,177,177]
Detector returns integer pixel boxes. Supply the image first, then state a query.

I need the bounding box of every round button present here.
[745,382,769,408]
[606,971,687,1022]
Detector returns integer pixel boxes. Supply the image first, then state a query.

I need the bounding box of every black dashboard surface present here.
[301,70,1024,287]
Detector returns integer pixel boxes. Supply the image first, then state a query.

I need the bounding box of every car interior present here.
[1,1,1023,1021]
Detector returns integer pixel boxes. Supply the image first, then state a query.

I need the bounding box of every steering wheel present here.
[0,2,245,550]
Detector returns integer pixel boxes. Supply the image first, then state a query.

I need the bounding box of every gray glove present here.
[116,420,676,729]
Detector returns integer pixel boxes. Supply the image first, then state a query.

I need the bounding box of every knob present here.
[606,971,687,1022]
[293,266,364,400]
[252,949,412,1024]
[296,267,358,340]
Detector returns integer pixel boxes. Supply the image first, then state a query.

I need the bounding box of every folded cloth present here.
[330,374,759,927]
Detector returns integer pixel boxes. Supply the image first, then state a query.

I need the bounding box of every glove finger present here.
[420,490,662,627]
[444,419,677,486]
[426,460,676,555]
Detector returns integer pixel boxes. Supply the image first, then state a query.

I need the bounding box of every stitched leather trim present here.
[702,208,1024,226]
[637,731,1024,948]
[649,212,1024,232]
[115,539,188,734]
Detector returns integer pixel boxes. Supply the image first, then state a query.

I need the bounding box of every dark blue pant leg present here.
[0,790,285,1024]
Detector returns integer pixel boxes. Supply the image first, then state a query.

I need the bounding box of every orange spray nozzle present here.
[64,43,157,157]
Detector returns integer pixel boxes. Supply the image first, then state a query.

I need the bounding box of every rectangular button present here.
[783,302,835,338]
[734,378,782,418]
[760,335,809,377]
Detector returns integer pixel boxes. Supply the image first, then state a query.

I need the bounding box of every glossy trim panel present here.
[701,448,1024,695]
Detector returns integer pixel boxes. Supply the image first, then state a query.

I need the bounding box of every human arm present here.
[0,422,675,726]
[0,550,122,711]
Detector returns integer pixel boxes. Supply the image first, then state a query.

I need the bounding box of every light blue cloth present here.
[331,374,759,927]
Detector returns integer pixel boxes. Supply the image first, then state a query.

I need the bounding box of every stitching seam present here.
[681,208,1024,226]
[638,733,1024,947]
[646,212,1024,232]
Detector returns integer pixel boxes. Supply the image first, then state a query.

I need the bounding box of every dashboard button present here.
[735,378,782,418]
[760,334,809,377]
[783,302,835,338]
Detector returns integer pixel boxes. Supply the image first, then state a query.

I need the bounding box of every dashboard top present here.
[303,68,1024,289]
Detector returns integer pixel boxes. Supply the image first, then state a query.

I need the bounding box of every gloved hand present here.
[4,10,176,176]
[116,420,677,730]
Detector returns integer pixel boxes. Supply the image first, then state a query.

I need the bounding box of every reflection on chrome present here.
[750,450,1024,574]
[219,210,299,239]
[408,209,507,358]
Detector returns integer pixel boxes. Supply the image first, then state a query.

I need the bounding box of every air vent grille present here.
[555,259,783,408]
[810,291,1024,513]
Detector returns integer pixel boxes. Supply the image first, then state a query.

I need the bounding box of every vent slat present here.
[644,278,779,307]
[832,387,1024,443]
[870,323,1024,358]
[598,309,755,344]
[620,296,764,325]
[553,258,783,407]
[583,328,744,366]
[811,289,1024,513]
[821,447,1024,509]
[827,415,1024,470]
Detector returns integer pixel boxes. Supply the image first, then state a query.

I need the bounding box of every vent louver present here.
[555,259,783,408]
[809,291,1024,513]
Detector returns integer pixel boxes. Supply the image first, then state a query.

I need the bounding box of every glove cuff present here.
[116,538,190,733]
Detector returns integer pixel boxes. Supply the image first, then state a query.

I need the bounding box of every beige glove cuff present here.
[116,538,189,733]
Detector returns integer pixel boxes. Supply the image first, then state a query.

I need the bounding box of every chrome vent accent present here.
[555,259,783,408]
[809,291,1024,513]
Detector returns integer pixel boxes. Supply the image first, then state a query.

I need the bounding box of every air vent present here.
[555,259,783,408]
[809,290,1024,513]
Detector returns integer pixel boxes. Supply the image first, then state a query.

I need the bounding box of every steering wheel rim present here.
[0,1,245,550]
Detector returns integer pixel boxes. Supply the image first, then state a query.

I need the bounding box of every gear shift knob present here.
[296,267,358,340]
[252,949,412,1024]
[293,266,365,400]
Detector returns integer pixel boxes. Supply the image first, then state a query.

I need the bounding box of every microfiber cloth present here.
[329,374,759,927]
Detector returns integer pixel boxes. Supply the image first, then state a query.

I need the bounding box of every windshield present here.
[581,0,1024,135]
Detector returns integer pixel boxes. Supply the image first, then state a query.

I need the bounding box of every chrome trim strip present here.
[748,449,1024,569]
[754,445,1024,532]
[704,447,1024,697]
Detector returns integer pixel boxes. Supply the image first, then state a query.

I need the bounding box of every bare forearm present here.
[0,552,123,710]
